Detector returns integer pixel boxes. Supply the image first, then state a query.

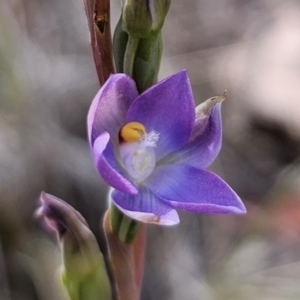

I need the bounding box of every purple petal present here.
[87,74,138,146]
[93,133,138,194]
[146,164,246,214]
[37,192,88,239]
[126,70,195,160]
[162,97,223,169]
[111,186,179,225]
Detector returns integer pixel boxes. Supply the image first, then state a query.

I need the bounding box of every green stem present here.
[110,202,140,243]
[119,216,140,243]
[123,36,139,77]
[118,215,134,242]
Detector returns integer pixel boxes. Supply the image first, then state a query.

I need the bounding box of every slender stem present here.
[82,0,115,85]
[103,211,140,300]
[110,202,140,243]
[123,36,139,77]
[118,215,133,242]
[110,201,123,234]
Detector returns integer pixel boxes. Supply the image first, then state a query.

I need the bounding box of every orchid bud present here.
[122,0,171,38]
[37,192,112,300]
[113,16,163,92]
[113,1,170,91]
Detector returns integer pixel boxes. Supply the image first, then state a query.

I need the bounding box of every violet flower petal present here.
[146,164,246,214]
[37,192,89,239]
[93,133,138,194]
[111,186,179,225]
[88,74,138,146]
[126,70,195,160]
[162,98,222,169]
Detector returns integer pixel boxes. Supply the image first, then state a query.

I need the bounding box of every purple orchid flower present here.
[88,70,246,225]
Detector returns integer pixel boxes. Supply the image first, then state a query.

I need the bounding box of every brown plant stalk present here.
[82,0,115,85]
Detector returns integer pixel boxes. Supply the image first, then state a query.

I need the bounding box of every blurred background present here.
[1,0,300,299]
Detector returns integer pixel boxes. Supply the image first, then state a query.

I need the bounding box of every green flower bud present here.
[122,0,171,38]
[114,1,170,91]
[113,16,163,92]
[132,31,163,92]
[38,192,112,300]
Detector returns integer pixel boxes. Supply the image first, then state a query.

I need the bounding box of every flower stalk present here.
[82,0,115,85]
[103,211,146,300]
[110,202,140,243]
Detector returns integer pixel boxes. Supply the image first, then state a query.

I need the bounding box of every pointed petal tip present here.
[178,68,188,74]
[161,69,189,84]
[127,68,194,159]
[173,68,188,80]
[39,190,47,202]
[195,92,225,119]
[36,191,50,217]
[227,194,247,215]
[214,200,247,215]
[146,165,247,216]
[38,192,61,213]
[211,90,227,104]
[233,201,247,214]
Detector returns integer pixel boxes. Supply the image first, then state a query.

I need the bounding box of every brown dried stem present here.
[83,0,115,85]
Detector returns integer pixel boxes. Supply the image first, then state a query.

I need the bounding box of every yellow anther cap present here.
[119,122,146,142]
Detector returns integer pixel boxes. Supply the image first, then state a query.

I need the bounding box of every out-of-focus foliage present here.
[1,0,300,299]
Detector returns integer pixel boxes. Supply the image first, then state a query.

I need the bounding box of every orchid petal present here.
[163,95,223,169]
[111,186,179,225]
[88,74,138,146]
[146,164,246,214]
[126,70,195,160]
[93,133,138,194]
[37,192,88,238]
